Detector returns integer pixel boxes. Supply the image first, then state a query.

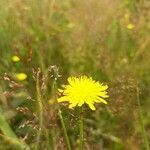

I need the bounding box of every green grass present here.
[0,0,150,149]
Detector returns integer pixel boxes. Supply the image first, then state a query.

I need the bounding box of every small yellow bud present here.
[12,55,20,62]
[15,73,27,81]
[48,99,55,105]
[67,22,75,29]
[124,12,130,20]
[127,23,135,30]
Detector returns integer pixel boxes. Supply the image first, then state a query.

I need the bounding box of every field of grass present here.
[0,0,150,149]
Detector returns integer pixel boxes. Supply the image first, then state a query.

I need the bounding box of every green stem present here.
[58,109,71,150]
[79,107,84,150]
[35,72,43,150]
[45,130,52,150]
[51,72,71,150]
[137,87,150,150]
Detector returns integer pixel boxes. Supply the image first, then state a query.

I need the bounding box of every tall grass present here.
[0,0,150,149]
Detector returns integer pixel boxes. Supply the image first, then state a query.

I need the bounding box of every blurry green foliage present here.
[0,0,149,149]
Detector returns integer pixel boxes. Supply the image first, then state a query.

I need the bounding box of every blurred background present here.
[0,0,150,149]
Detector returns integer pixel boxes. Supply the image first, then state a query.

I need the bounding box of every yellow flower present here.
[67,22,75,29]
[124,12,130,20]
[58,76,109,110]
[12,55,20,62]
[15,73,27,81]
[127,23,135,30]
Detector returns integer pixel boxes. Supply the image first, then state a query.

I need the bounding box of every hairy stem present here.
[35,72,43,150]
[58,109,72,150]
[79,107,84,150]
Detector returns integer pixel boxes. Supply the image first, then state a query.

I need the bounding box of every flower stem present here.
[58,109,72,150]
[137,87,150,150]
[35,71,43,150]
[50,67,71,150]
[79,107,84,150]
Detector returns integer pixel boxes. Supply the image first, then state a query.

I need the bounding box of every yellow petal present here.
[100,85,108,91]
[69,102,77,108]
[99,92,109,98]
[68,77,73,84]
[87,103,96,110]
[58,89,64,92]
[97,97,108,104]
[57,96,69,102]
[78,100,84,106]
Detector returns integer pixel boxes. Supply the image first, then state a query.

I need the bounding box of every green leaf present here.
[0,113,27,150]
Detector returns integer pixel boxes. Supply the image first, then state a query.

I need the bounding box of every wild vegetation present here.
[0,0,150,149]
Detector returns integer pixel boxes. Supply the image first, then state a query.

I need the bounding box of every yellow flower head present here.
[124,12,130,20]
[58,76,109,110]
[127,23,135,30]
[15,73,27,81]
[12,55,20,62]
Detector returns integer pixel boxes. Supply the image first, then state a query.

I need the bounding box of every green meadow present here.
[0,0,150,149]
